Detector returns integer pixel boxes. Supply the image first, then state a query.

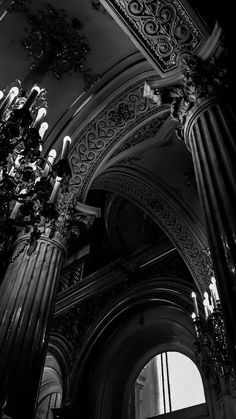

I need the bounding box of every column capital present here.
[170,46,228,141]
[13,192,101,256]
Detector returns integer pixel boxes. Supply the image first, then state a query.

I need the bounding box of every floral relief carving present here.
[69,80,167,200]
[102,0,205,72]
[93,172,210,291]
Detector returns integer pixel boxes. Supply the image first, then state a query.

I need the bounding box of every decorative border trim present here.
[92,169,210,291]
[69,78,168,200]
[101,0,208,74]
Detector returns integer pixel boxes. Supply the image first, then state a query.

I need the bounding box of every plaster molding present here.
[92,168,210,291]
[68,78,167,200]
[100,0,209,76]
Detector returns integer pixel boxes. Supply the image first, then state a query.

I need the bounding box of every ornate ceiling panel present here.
[101,0,209,74]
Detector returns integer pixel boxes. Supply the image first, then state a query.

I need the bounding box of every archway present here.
[92,168,210,293]
[134,351,206,418]
[70,278,209,419]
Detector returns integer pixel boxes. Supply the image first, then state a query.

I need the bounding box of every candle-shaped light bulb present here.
[211,276,220,301]
[0,86,20,117]
[0,90,3,101]
[39,122,49,139]
[203,299,209,319]
[191,312,196,320]
[43,149,57,177]
[23,85,41,110]
[203,291,210,306]
[49,177,62,204]
[191,291,199,316]
[33,107,47,128]
[10,86,20,98]
[209,283,216,308]
[48,149,57,161]
[10,189,27,219]
[60,136,71,160]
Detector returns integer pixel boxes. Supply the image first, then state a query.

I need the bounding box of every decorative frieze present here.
[69,80,167,199]
[93,171,210,291]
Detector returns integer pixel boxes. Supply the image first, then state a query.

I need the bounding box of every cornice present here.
[54,244,175,317]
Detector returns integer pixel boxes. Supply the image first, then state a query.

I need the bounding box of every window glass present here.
[134,351,205,418]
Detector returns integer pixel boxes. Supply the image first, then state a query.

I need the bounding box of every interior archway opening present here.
[133,351,206,419]
[35,354,63,419]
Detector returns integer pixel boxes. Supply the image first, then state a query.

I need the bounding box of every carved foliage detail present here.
[93,172,210,291]
[170,50,228,139]
[69,81,165,199]
[106,0,203,72]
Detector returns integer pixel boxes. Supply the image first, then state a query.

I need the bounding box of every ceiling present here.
[0,0,234,132]
[0,0,136,130]
[0,0,233,277]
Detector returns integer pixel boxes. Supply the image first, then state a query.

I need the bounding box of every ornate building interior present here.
[0,0,235,418]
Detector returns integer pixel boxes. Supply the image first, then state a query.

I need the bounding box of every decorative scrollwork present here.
[108,103,133,125]
[103,0,205,72]
[92,171,211,291]
[69,80,166,199]
[111,111,169,157]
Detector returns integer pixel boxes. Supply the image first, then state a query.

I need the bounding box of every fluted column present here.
[0,230,67,419]
[0,194,100,419]
[184,96,236,365]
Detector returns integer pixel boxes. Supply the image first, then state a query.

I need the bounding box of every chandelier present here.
[191,277,235,392]
[0,80,71,271]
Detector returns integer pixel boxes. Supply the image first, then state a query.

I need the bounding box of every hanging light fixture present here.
[191,277,236,392]
[0,80,72,268]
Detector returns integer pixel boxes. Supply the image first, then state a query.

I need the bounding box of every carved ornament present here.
[69,79,167,200]
[144,46,228,141]
[101,0,205,73]
[10,192,100,258]
[93,171,210,291]
[111,111,169,157]
[170,48,228,139]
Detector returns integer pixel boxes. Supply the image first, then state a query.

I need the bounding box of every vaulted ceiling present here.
[0,0,232,287]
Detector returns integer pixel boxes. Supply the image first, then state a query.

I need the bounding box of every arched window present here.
[134,352,205,418]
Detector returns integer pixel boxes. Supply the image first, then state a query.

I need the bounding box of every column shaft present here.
[0,234,66,419]
[185,97,236,366]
